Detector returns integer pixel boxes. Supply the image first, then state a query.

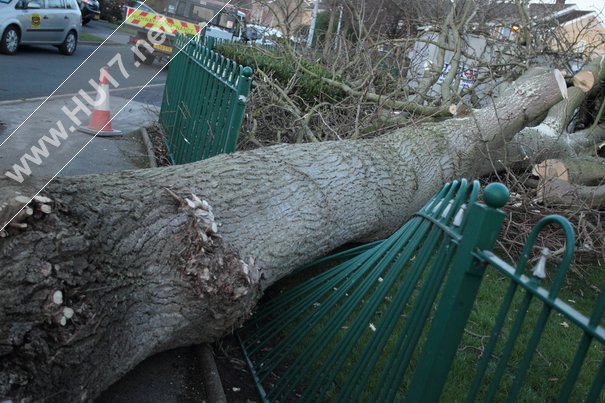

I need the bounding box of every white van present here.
[0,0,81,55]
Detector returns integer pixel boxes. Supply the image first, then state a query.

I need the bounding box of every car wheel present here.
[0,26,20,55]
[59,30,77,55]
[134,50,155,66]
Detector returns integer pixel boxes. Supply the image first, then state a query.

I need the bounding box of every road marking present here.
[0,1,233,232]
[0,83,165,106]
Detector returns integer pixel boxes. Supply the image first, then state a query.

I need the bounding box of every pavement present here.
[97,347,207,402]
[0,86,184,400]
[0,95,157,178]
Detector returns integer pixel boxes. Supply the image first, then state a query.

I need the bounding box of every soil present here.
[146,124,173,167]
[214,335,260,402]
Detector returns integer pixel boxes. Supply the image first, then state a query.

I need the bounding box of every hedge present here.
[215,42,346,103]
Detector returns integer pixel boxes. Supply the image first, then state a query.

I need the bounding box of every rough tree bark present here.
[1,58,604,401]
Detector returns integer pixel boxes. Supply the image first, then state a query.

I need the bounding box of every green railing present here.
[238,180,605,402]
[159,34,253,164]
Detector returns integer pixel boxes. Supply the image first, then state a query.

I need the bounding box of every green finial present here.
[483,183,509,209]
[242,66,253,77]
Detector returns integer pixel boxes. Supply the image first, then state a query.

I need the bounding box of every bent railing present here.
[238,180,605,402]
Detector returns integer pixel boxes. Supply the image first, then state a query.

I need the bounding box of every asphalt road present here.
[83,19,129,40]
[0,25,167,105]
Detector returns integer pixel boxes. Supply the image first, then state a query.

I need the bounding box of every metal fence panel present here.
[159,35,252,164]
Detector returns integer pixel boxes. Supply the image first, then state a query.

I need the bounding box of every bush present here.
[99,0,125,22]
[215,42,345,104]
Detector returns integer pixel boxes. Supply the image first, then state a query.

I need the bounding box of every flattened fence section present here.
[238,180,605,402]
[159,35,252,164]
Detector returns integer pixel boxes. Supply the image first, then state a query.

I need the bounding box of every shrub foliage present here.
[215,42,346,103]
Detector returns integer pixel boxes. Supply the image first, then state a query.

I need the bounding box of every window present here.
[175,1,188,18]
[192,5,214,22]
[218,13,236,30]
[46,0,63,8]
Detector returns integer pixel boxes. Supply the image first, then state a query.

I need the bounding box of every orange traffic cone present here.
[79,66,122,136]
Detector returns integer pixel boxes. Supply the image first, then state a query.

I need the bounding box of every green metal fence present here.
[159,34,253,164]
[238,179,605,402]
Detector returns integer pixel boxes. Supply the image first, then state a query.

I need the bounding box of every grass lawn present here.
[442,261,605,402]
[117,25,140,36]
[79,33,105,43]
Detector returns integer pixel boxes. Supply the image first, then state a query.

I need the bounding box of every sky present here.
[536,0,605,13]
[569,0,604,13]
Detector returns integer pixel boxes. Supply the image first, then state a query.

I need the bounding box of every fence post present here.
[205,36,215,50]
[160,34,188,164]
[405,183,510,402]
[223,66,253,154]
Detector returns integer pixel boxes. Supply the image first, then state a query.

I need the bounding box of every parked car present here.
[123,0,156,14]
[246,24,282,46]
[0,0,81,55]
[76,0,98,25]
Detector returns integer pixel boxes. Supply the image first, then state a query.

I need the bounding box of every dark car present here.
[77,0,99,25]
[121,0,156,20]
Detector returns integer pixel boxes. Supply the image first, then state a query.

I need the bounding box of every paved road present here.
[0,23,166,105]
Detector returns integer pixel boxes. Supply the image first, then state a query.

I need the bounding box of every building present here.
[236,0,319,34]
[550,3,605,57]
[407,0,603,104]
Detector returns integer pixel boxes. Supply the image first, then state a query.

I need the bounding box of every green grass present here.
[79,33,105,43]
[117,25,139,36]
[436,261,605,402]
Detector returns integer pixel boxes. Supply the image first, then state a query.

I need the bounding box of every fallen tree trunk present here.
[534,176,605,207]
[477,59,605,171]
[1,58,604,401]
[533,156,605,185]
[532,156,605,206]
